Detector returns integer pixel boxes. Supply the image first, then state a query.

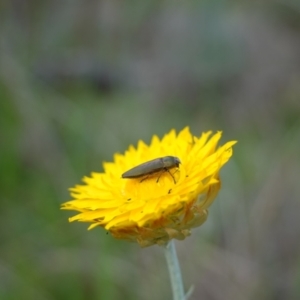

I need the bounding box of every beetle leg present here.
[140,175,149,183]
[156,171,163,183]
[166,168,176,184]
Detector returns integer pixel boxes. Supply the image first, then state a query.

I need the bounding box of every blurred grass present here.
[1,0,300,299]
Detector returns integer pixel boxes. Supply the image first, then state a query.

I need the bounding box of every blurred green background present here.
[1,0,300,299]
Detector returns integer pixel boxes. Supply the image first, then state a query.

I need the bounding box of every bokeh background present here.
[1,0,300,299]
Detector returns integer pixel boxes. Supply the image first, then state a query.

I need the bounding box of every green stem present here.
[164,240,185,300]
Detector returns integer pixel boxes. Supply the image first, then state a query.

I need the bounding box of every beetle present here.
[122,156,181,184]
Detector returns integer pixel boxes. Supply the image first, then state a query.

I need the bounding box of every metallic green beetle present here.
[122,156,181,183]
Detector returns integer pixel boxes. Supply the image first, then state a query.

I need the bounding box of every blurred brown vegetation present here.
[1,0,300,299]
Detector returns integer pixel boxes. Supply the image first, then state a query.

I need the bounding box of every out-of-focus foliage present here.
[1,0,300,299]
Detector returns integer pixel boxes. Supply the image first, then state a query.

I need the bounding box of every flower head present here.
[62,127,237,247]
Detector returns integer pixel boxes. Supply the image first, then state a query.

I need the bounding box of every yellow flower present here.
[62,127,237,247]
